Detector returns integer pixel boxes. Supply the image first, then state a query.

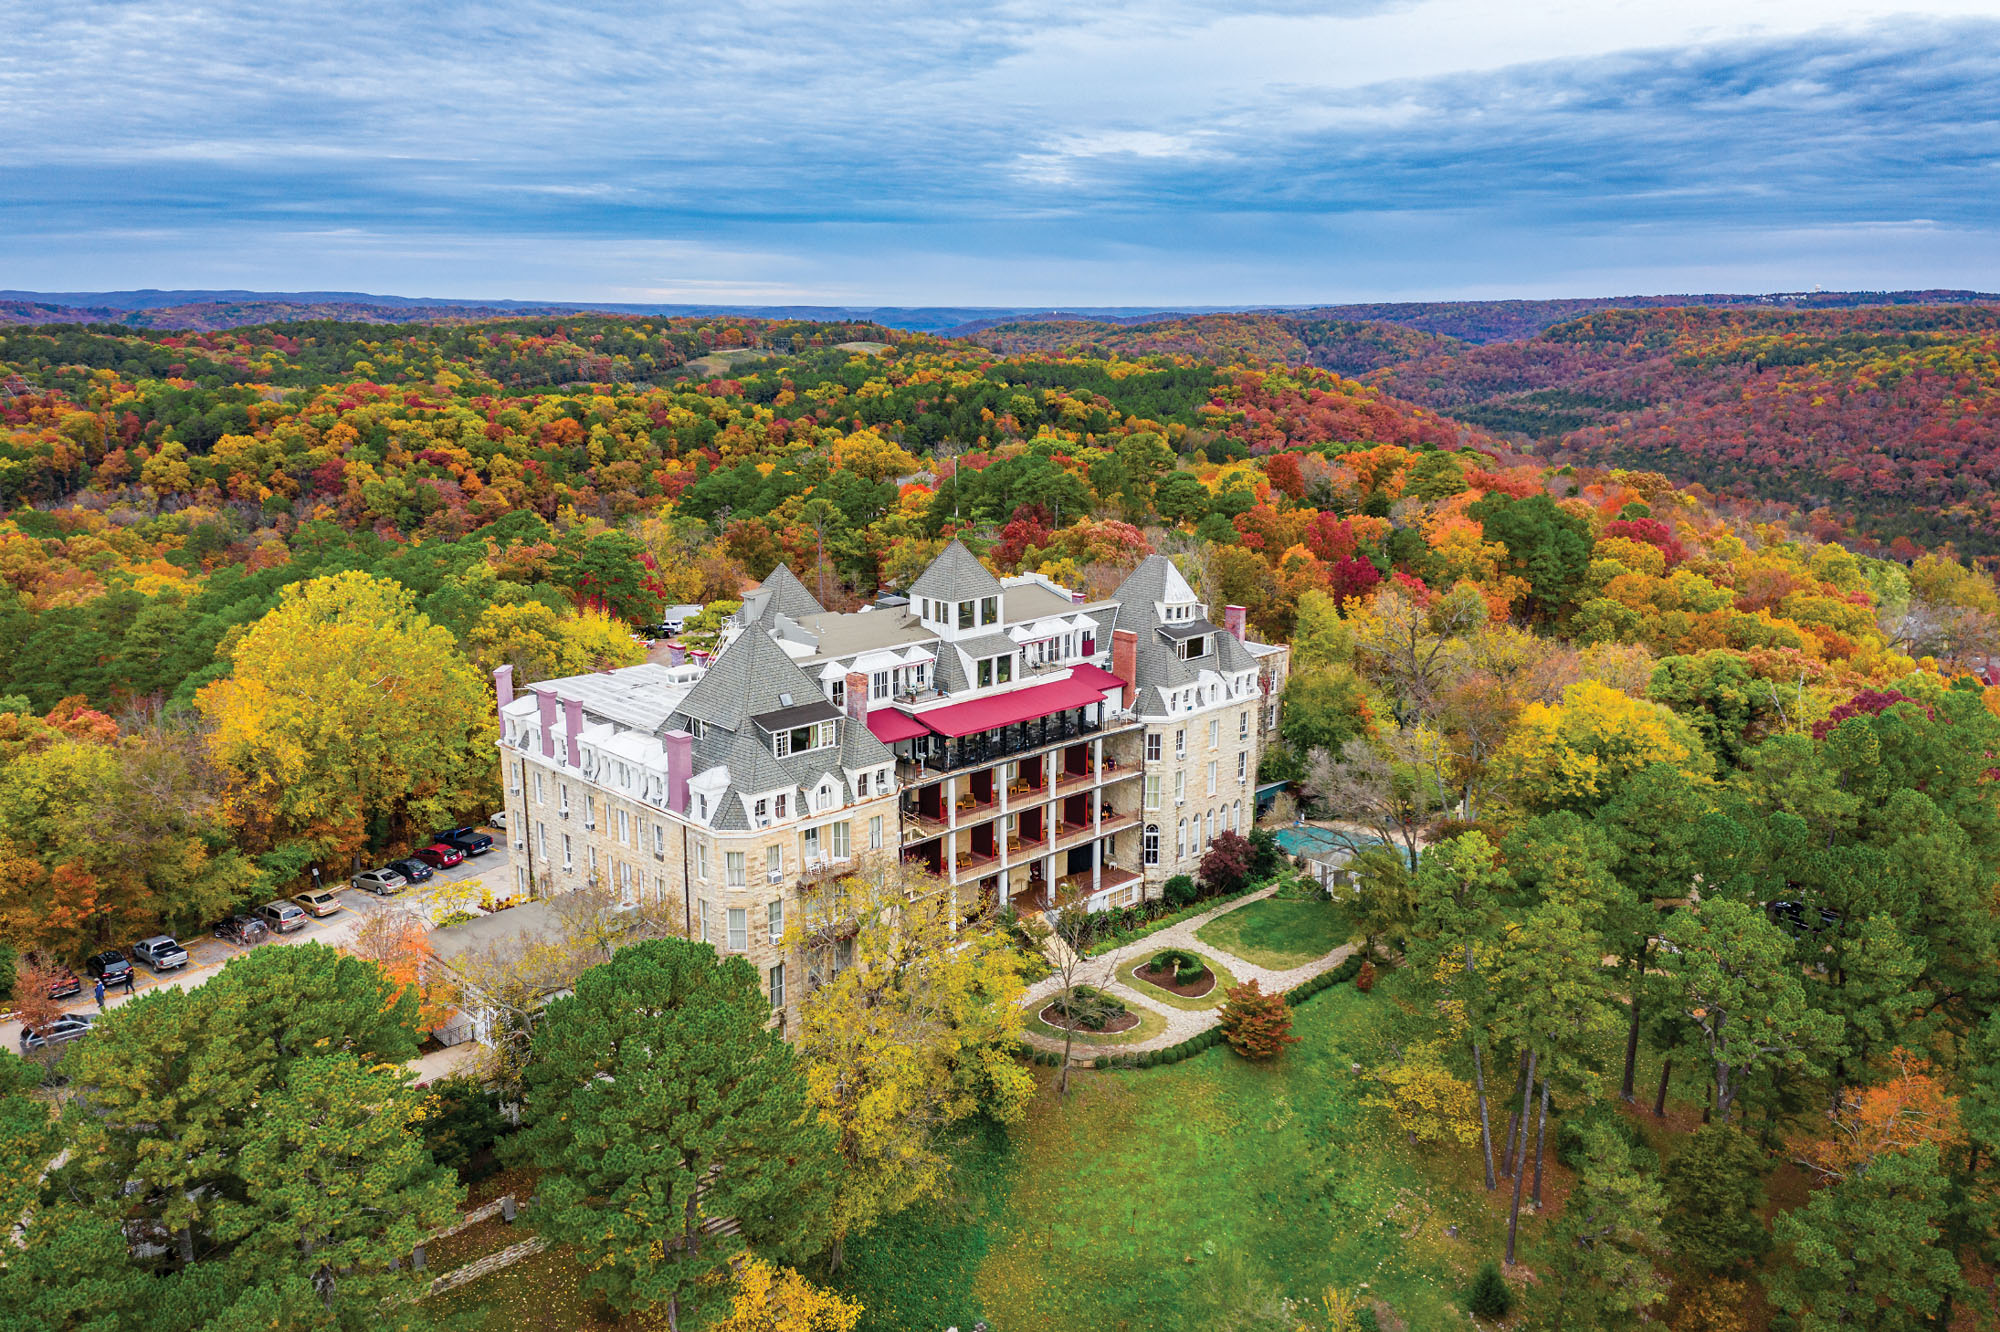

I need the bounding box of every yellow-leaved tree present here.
[828,428,917,483]
[791,863,1033,1269]
[1488,679,1709,813]
[197,571,493,863]
[468,601,644,683]
[702,1257,862,1332]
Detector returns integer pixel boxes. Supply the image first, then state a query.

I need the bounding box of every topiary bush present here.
[1164,874,1198,907]
[1146,947,1208,986]
[1468,1261,1513,1318]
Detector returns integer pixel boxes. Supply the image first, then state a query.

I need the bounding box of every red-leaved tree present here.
[1220,980,1297,1060]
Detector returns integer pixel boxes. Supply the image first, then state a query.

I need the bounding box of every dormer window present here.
[980,595,998,625]
[1176,635,1206,661]
[958,600,974,629]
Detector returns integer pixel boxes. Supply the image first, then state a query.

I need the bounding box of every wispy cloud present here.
[0,1,1996,302]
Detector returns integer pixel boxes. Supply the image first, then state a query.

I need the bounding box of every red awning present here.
[915,675,1110,739]
[1066,663,1128,693]
[866,709,932,744]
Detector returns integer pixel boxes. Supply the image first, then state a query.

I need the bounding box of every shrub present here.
[1248,827,1282,879]
[1147,947,1208,986]
[1355,959,1376,992]
[1556,1100,1655,1174]
[420,1074,513,1182]
[1052,985,1127,1031]
[1093,1055,1109,1070]
[1219,980,1298,1060]
[1468,1261,1512,1318]
[1164,874,1198,908]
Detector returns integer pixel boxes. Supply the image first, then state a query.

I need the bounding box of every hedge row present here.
[1019,952,1375,1073]
[1081,882,1264,957]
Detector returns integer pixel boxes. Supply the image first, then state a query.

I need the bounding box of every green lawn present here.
[829,986,1508,1332]
[1194,896,1354,970]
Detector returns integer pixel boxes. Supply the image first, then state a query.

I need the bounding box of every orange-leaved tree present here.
[345,909,458,1034]
[1220,980,1297,1060]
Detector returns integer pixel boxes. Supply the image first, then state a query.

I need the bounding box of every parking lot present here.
[6,841,509,1053]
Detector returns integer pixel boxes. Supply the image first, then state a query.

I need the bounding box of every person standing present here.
[94,979,106,1011]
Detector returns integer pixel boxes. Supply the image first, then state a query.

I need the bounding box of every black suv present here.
[84,950,133,986]
[433,826,494,857]
[388,856,435,884]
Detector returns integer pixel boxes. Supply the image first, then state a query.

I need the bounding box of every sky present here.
[3,0,1999,306]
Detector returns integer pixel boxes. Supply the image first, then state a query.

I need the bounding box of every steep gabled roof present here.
[908,539,1002,606]
[741,563,827,628]
[673,624,828,732]
[1108,554,1198,635]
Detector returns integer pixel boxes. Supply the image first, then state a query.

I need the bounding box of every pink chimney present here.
[493,664,514,722]
[563,697,583,768]
[1224,605,1247,641]
[664,730,693,812]
[534,689,556,759]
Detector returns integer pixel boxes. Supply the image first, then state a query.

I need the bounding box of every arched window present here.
[1176,819,1187,860]
[1144,824,1160,865]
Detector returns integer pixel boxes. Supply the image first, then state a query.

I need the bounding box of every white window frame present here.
[769,962,785,1009]
[768,900,784,944]
[1144,773,1161,810]
[1175,729,1186,759]
[869,814,884,850]
[1146,733,1161,762]
[728,907,747,953]
[1144,824,1159,865]
[726,851,746,888]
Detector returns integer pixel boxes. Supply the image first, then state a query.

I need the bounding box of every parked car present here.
[19,1013,93,1054]
[433,827,493,856]
[132,935,189,972]
[84,950,133,986]
[254,901,309,934]
[488,810,508,831]
[411,843,466,870]
[388,857,433,884]
[214,914,269,947]
[351,867,408,896]
[42,966,81,1001]
[293,889,343,918]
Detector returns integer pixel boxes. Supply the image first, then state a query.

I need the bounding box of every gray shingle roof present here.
[1106,554,1256,697]
[741,563,827,629]
[908,539,1002,605]
[674,625,827,732]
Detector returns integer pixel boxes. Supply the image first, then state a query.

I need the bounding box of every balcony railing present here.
[898,710,1138,777]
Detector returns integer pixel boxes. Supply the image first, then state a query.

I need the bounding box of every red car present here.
[44,966,81,1001]
[411,842,465,870]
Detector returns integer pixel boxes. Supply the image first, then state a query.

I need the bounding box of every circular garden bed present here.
[1126,947,1238,1010]
[1039,985,1140,1034]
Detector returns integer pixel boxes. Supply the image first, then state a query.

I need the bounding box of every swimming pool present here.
[1273,824,1381,860]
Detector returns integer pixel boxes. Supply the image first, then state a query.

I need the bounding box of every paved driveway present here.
[5,843,508,1055]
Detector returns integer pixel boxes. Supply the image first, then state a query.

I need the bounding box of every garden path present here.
[1020,884,1353,1056]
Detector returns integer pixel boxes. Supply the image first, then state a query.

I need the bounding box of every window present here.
[559,782,570,815]
[537,821,549,860]
[753,798,769,827]
[699,899,713,944]
[1206,810,1216,843]
[1144,773,1161,809]
[1146,733,1162,762]
[1175,729,1186,759]
[869,814,884,849]
[818,721,836,748]
[831,821,851,858]
[698,794,710,819]
[1209,719,1220,749]
[872,671,891,700]
[1264,703,1278,729]
[957,600,974,629]
[1177,634,1206,661]
[562,832,573,868]
[1144,824,1160,865]
[654,823,665,855]
[1176,819,1186,859]
[1238,752,1248,781]
[775,793,788,819]
[768,900,784,943]
[978,658,992,689]
[856,771,869,798]
[830,677,845,708]
[997,655,1012,683]
[617,809,630,844]
[1222,804,1232,833]
[534,770,544,802]
[1174,771,1185,802]
[696,838,710,881]
[510,758,523,792]
[1240,710,1250,741]
[980,595,998,625]
[585,794,596,829]
[769,963,785,1009]
[767,845,783,882]
[726,852,745,887]
[728,907,747,952]
[588,845,598,874]
[804,825,822,861]
[1207,760,1217,796]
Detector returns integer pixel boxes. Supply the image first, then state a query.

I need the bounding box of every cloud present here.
[0,2,1996,301]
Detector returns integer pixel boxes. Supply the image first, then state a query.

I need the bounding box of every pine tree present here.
[1766,1143,1959,1331]
[1467,1261,1513,1318]
[1662,1124,1770,1272]
[1531,1122,1667,1329]
[512,938,836,1329]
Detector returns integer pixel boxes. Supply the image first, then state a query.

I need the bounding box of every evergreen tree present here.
[1530,1122,1668,1329]
[1766,1144,1959,1332]
[1662,1124,1771,1273]
[512,938,835,1329]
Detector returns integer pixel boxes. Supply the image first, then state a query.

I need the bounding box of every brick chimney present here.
[563,697,583,768]
[493,664,514,714]
[1111,629,1138,709]
[534,689,556,759]
[1070,590,1086,605]
[664,730,693,812]
[1224,605,1247,642]
[844,671,870,722]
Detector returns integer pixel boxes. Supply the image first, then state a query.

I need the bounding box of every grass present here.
[1123,948,1238,1011]
[1022,998,1169,1047]
[830,984,1510,1332]
[1082,884,1261,956]
[1195,895,1354,970]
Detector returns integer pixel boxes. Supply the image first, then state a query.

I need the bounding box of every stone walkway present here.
[1020,884,1353,1056]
